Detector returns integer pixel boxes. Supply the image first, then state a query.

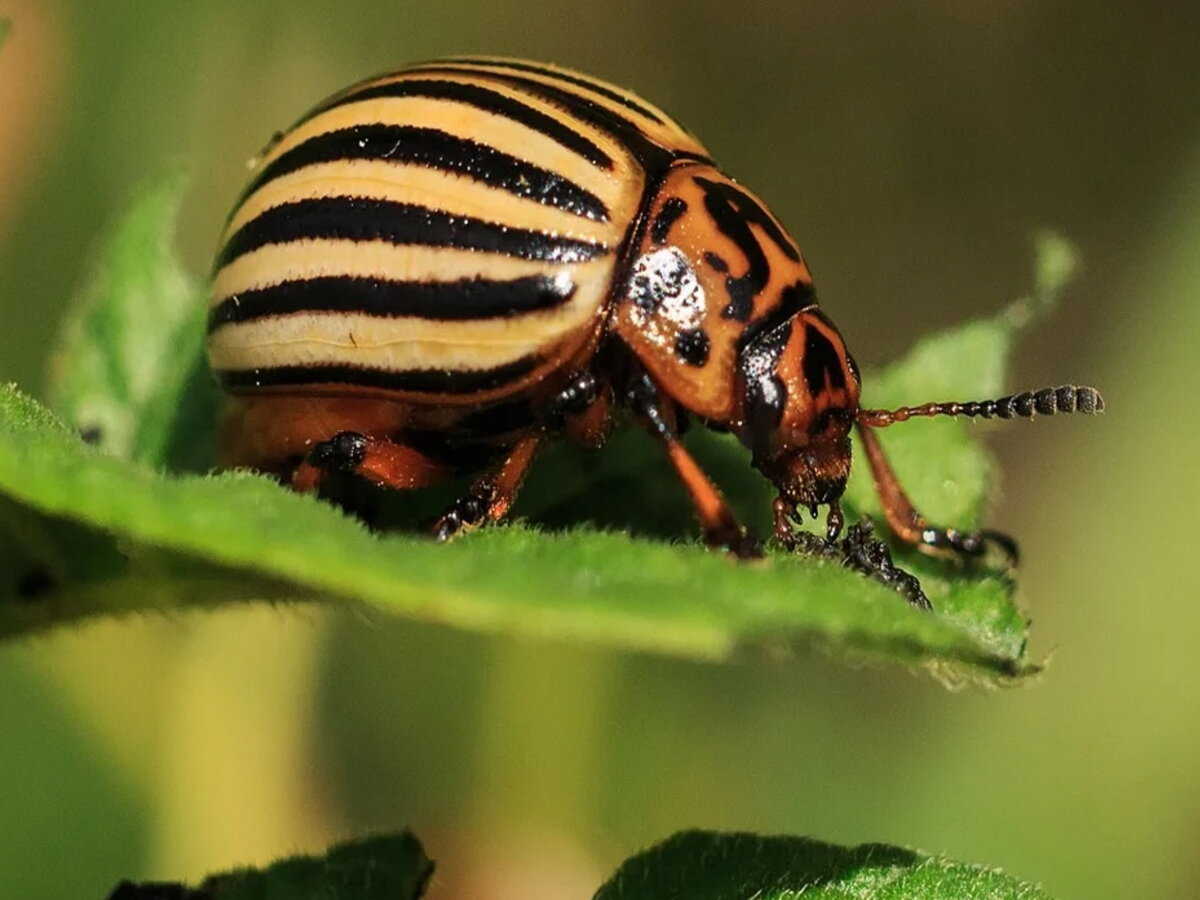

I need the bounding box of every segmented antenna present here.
[858,385,1104,428]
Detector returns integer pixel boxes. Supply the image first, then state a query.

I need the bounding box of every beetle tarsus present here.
[431,488,494,542]
[775,501,931,609]
[916,524,1020,566]
[429,434,543,541]
[839,518,931,610]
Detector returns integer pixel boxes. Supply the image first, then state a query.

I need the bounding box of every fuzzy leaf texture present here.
[106,832,432,900]
[46,170,213,468]
[0,174,1090,683]
[594,831,1055,900]
[106,830,1056,899]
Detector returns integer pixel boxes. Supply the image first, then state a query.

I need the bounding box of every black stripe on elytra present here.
[650,197,687,244]
[239,124,609,222]
[694,176,801,321]
[411,66,706,177]
[801,320,848,397]
[216,197,608,270]
[302,78,614,170]
[216,356,540,395]
[208,274,576,332]
[432,58,668,125]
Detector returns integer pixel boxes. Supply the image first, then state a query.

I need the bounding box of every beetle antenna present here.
[857,384,1104,428]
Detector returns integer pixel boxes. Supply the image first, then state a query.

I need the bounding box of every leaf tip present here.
[1005,229,1081,329]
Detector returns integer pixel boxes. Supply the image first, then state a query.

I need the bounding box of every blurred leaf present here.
[107,832,432,900]
[595,831,1054,900]
[0,382,1028,682]
[47,172,212,468]
[0,18,11,50]
[0,650,149,900]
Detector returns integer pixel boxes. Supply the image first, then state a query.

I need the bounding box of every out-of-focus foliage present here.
[108,833,433,900]
[595,831,1053,900]
[47,170,211,469]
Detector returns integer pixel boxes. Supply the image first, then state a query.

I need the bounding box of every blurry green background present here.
[1,1,1198,898]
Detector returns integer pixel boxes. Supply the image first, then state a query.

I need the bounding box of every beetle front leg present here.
[629,374,761,559]
[855,421,1019,564]
[773,496,930,610]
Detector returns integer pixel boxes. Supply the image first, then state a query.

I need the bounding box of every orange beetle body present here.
[209,58,1102,606]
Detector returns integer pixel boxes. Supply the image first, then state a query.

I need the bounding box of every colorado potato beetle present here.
[208,57,1103,606]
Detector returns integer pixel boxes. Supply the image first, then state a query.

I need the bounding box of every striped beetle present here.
[209,57,1103,606]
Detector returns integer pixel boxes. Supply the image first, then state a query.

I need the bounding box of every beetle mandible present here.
[208,57,1103,606]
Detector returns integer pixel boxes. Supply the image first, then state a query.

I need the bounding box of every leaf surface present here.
[107,832,432,900]
[594,831,1054,900]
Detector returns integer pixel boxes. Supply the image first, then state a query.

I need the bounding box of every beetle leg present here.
[430,434,542,541]
[855,421,1019,564]
[544,370,614,450]
[773,496,930,609]
[291,431,450,494]
[629,374,761,559]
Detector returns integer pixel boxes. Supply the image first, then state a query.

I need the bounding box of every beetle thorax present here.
[612,162,820,425]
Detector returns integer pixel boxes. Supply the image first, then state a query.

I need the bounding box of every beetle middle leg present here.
[628,373,761,558]
[430,434,543,541]
[855,422,1019,563]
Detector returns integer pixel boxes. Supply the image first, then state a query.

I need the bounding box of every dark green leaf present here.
[106,832,432,900]
[595,831,1054,900]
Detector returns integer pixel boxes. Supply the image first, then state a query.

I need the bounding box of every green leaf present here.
[107,832,432,900]
[0,18,12,50]
[0,381,1029,681]
[595,831,1054,900]
[1,172,1085,682]
[46,171,214,468]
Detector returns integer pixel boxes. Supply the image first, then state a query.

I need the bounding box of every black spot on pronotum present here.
[801,322,846,397]
[703,251,729,273]
[778,279,815,313]
[651,197,687,244]
[79,425,104,445]
[674,328,711,366]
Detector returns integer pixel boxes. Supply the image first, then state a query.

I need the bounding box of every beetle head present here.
[738,307,861,509]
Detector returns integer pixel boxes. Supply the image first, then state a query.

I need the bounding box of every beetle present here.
[208,57,1103,606]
